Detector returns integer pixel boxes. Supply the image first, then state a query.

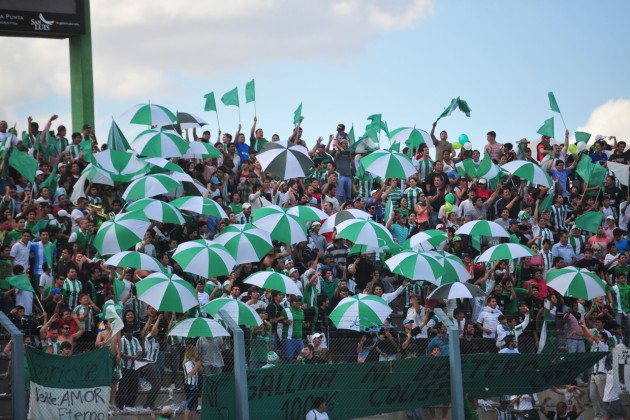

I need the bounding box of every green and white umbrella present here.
[104,251,165,272]
[285,205,327,223]
[132,129,190,158]
[384,250,442,283]
[173,240,236,278]
[170,196,228,219]
[243,271,302,297]
[168,317,230,338]
[212,223,273,264]
[335,218,394,247]
[546,267,607,300]
[348,241,401,257]
[252,205,307,244]
[426,251,471,284]
[329,294,392,331]
[142,157,186,174]
[106,119,131,151]
[501,160,552,188]
[455,220,510,238]
[403,230,448,251]
[203,298,263,327]
[256,140,313,179]
[120,103,177,127]
[161,111,208,131]
[359,149,416,179]
[319,209,370,234]
[181,141,222,159]
[136,272,198,313]
[122,173,182,201]
[93,211,150,256]
[389,127,432,149]
[126,198,185,224]
[428,282,486,300]
[476,243,536,263]
[90,149,150,183]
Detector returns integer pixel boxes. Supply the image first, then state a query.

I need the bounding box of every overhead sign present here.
[0,0,85,38]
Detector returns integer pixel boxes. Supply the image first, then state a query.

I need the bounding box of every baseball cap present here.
[50,288,62,295]
[370,189,379,196]
[35,170,44,176]
[607,215,615,220]
[289,268,299,276]
[311,221,321,228]
[403,318,414,324]
[452,236,462,242]
[242,203,252,209]
[210,176,221,185]
[57,210,70,218]
[478,178,487,184]
[436,224,446,229]
[311,333,323,340]
[337,124,345,131]
[57,162,67,169]
[82,124,91,130]
[595,134,606,141]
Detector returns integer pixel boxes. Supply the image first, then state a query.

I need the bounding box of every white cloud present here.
[575,98,630,143]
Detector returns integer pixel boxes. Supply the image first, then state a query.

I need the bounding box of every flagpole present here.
[215,111,221,132]
[559,112,568,131]
[254,100,257,119]
[237,107,241,126]
[35,294,45,314]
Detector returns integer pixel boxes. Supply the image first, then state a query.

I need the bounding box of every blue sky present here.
[1,0,629,152]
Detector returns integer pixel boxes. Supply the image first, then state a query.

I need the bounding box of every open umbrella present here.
[501,160,552,188]
[319,209,370,234]
[168,317,230,338]
[252,205,307,245]
[476,243,536,263]
[329,294,392,331]
[455,220,510,238]
[212,223,273,264]
[122,173,182,201]
[172,240,236,278]
[93,211,150,256]
[335,218,394,247]
[426,251,471,284]
[389,127,432,148]
[161,111,208,131]
[384,250,442,283]
[243,271,302,296]
[120,103,177,127]
[348,241,401,257]
[90,150,150,183]
[142,157,186,174]
[256,140,313,179]
[546,267,607,300]
[203,298,262,327]
[132,129,190,158]
[428,282,486,300]
[126,198,185,224]
[104,251,165,272]
[403,230,448,251]
[136,272,198,313]
[181,141,222,159]
[359,149,417,179]
[285,206,328,223]
[170,196,228,219]
[106,119,131,151]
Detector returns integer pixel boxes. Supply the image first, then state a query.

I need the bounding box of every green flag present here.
[204,92,217,112]
[575,211,603,233]
[348,124,355,143]
[80,140,93,162]
[293,102,303,125]
[7,274,34,293]
[548,92,561,113]
[575,131,591,143]
[458,98,472,117]
[221,87,240,107]
[538,187,554,213]
[113,278,125,303]
[31,219,49,235]
[21,130,31,149]
[245,79,256,103]
[537,117,554,138]
[437,96,471,121]
[576,154,607,186]
[40,166,58,192]
[381,120,390,137]
[8,149,37,182]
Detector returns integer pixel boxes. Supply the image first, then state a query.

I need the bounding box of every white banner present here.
[29,384,110,420]
[613,344,630,393]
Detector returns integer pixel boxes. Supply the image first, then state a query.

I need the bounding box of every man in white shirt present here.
[10,230,32,267]
[476,296,503,353]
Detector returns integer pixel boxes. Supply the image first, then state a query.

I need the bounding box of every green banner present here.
[203,352,603,420]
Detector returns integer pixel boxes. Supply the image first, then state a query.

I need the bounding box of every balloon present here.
[445,193,455,204]
[568,143,577,155]
[576,142,587,153]
[458,134,470,144]
[463,142,472,151]
[452,141,462,150]
[445,202,453,212]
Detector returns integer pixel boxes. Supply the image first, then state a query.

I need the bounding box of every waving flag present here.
[437,96,471,121]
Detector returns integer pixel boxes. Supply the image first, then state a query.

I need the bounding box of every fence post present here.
[218,309,249,419]
[434,308,464,419]
[0,312,25,420]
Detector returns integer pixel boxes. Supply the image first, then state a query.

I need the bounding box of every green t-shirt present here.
[503,288,529,316]
[250,324,272,363]
[613,284,630,314]
[229,203,243,215]
[5,229,23,245]
[280,306,304,340]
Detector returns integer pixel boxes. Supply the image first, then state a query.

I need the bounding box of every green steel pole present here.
[69,0,94,132]
[434,308,465,419]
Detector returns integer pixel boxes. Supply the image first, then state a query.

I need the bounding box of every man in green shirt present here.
[613,274,630,343]
[278,296,304,364]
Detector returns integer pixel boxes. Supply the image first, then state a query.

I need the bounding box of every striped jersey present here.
[46,339,62,355]
[121,336,141,369]
[532,225,553,249]
[63,279,82,309]
[568,234,587,254]
[183,359,198,386]
[144,333,159,362]
[404,187,423,210]
[73,304,93,331]
[277,306,304,340]
[550,204,571,232]
[539,250,553,274]
[417,158,434,183]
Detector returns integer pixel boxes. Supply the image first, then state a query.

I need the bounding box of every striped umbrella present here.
[389,127,432,148]
[168,317,230,338]
[172,240,236,278]
[181,141,222,159]
[93,211,151,256]
[426,251,471,284]
[384,250,443,283]
[106,119,131,151]
[170,196,228,219]
[348,241,401,257]
[212,223,273,264]
[546,267,607,300]
[329,294,392,331]
[203,298,263,327]
[285,205,328,223]
[104,251,165,272]
[136,272,198,313]
[335,218,394,247]
[359,149,417,179]
[132,129,190,158]
[255,140,313,179]
[91,150,150,183]
[120,103,177,126]
[319,209,371,234]
[455,220,510,238]
[142,157,186,174]
[252,205,307,244]
[403,230,448,251]
[428,282,486,300]
[126,198,185,224]
[476,243,536,263]
[243,271,302,296]
[122,174,182,200]
[501,160,552,188]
